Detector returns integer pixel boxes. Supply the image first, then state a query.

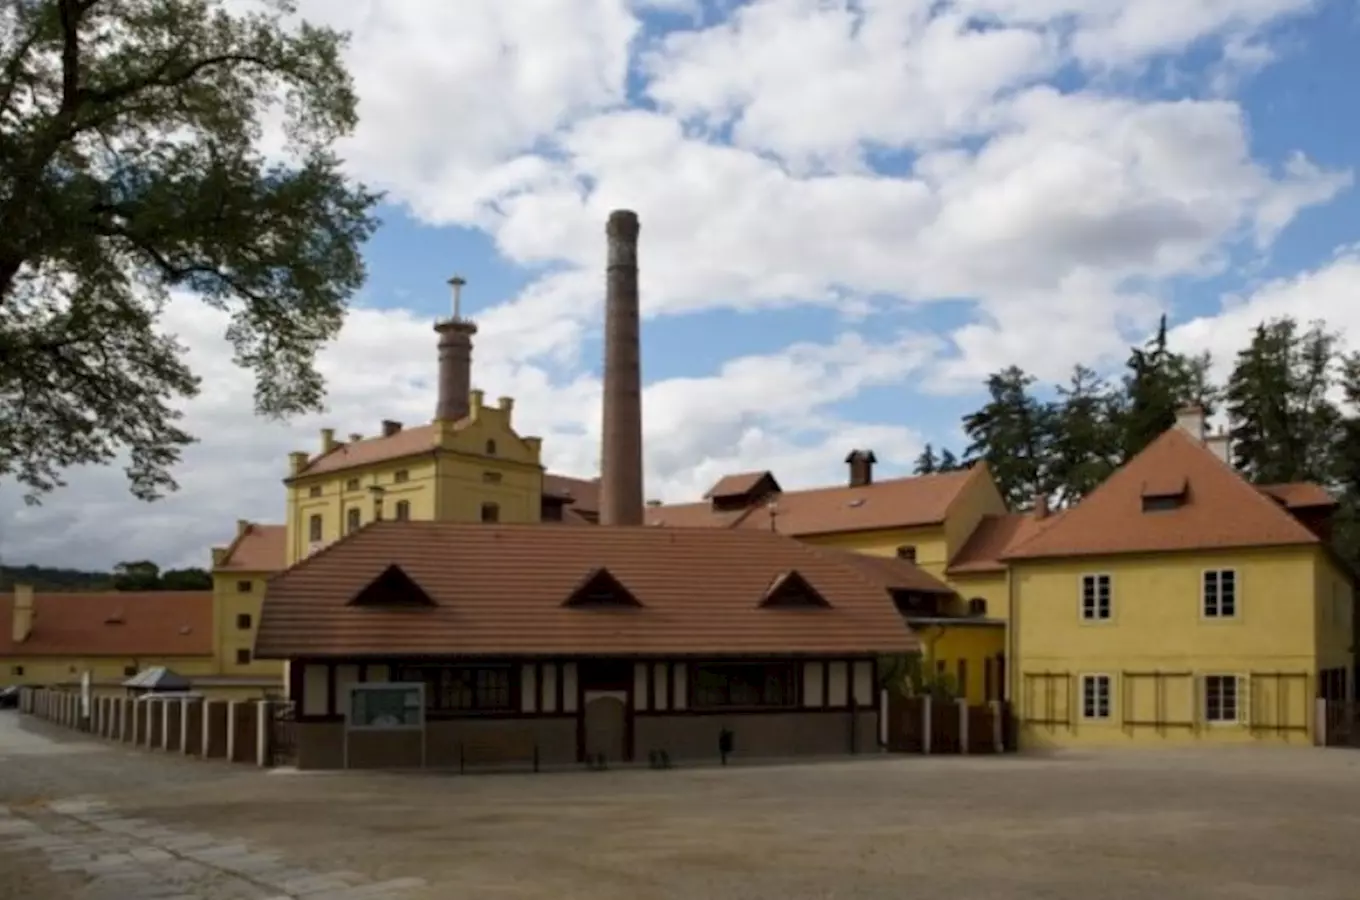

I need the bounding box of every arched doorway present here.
[582,693,628,762]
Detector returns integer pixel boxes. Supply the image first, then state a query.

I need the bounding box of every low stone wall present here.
[17,687,283,769]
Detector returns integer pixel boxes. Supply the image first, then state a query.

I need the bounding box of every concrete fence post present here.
[1316,697,1329,746]
[226,701,242,763]
[256,701,270,767]
[990,700,1005,752]
[922,696,933,754]
[958,699,969,755]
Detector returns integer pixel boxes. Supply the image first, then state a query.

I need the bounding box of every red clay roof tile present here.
[947,512,1056,574]
[704,471,780,500]
[1,592,214,658]
[646,467,982,537]
[216,523,287,573]
[827,550,956,594]
[255,522,920,658]
[1004,428,1320,561]
[1257,482,1337,509]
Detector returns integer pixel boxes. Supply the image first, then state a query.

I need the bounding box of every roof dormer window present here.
[1140,475,1188,512]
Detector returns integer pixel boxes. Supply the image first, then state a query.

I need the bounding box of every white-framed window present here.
[1080,574,1112,621]
[1203,674,1240,723]
[1202,570,1238,618]
[1081,674,1112,720]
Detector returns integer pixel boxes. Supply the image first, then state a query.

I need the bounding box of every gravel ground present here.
[4,710,1360,899]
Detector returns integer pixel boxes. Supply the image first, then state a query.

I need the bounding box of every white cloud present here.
[0,295,933,569]
[1,0,1353,569]
[1170,248,1360,383]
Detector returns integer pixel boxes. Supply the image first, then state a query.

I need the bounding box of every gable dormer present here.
[759,570,831,608]
[1140,474,1188,513]
[704,471,783,512]
[563,568,641,608]
[349,564,436,607]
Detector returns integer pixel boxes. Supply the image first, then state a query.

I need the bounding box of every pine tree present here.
[1049,365,1121,505]
[913,444,939,475]
[962,366,1053,508]
[938,448,962,472]
[1225,318,1341,484]
[1119,314,1218,458]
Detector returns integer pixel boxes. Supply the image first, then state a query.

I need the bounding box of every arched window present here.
[481,502,500,523]
[395,500,411,521]
[308,514,322,542]
[485,439,497,455]
[346,507,361,534]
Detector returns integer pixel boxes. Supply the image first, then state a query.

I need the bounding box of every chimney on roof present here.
[11,583,33,644]
[846,449,877,487]
[435,275,478,423]
[381,420,402,437]
[1205,427,1231,465]
[288,451,309,476]
[1033,493,1050,520]
[236,519,249,538]
[320,428,338,454]
[599,209,645,527]
[1175,404,1206,442]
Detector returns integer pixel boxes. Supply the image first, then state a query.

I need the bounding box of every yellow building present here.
[1,583,231,696]
[644,454,1011,704]
[1004,409,1353,747]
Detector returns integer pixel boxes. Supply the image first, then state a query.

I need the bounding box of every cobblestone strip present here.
[0,800,426,900]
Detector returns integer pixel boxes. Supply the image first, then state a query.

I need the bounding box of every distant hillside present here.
[0,565,115,592]
[0,561,212,592]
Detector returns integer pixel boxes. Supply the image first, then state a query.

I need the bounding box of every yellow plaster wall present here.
[948,571,1010,622]
[285,456,439,567]
[1012,546,1325,748]
[5,655,219,688]
[915,623,1006,705]
[433,399,544,524]
[211,571,287,679]
[942,468,1008,562]
[803,526,949,578]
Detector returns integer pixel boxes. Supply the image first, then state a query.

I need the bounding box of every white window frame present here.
[1079,573,1113,622]
[1080,673,1113,721]
[1201,569,1239,620]
[1202,673,1241,725]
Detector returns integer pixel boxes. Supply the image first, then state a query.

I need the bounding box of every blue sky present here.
[5,0,1360,569]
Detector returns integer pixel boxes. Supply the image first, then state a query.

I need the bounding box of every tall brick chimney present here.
[599,209,645,527]
[434,275,477,422]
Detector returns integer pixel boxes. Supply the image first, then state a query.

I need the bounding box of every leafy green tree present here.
[1226,318,1341,484]
[1049,365,1121,504]
[159,567,212,590]
[0,0,380,503]
[962,365,1054,508]
[112,559,161,591]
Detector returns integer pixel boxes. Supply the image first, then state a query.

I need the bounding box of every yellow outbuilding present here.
[1004,409,1353,748]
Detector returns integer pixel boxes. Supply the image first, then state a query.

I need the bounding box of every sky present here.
[3,0,1360,571]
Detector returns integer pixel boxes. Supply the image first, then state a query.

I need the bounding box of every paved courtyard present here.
[3,711,1360,899]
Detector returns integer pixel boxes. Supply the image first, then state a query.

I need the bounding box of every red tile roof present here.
[947,512,1057,574]
[543,473,600,518]
[294,424,441,477]
[216,523,287,572]
[828,551,956,594]
[1,592,215,658]
[1257,482,1337,509]
[704,471,779,500]
[255,522,920,658]
[645,467,984,537]
[1004,428,1320,561]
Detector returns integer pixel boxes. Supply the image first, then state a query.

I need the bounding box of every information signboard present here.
[342,682,426,770]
